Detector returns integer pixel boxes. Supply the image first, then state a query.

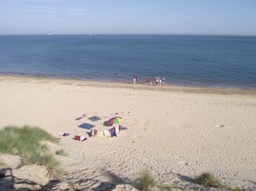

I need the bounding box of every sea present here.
[0,34,256,90]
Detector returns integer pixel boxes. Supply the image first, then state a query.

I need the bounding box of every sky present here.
[0,0,256,35]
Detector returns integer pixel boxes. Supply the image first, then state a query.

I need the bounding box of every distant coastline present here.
[1,34,256,37]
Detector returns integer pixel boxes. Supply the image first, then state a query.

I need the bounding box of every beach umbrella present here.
[109,116,122,125]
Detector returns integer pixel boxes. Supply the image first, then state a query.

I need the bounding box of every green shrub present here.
[194,172,223,188]
[0,125,63,178]
[133,169,157,190]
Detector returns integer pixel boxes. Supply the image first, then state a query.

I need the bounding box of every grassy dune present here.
[0,125,64,178]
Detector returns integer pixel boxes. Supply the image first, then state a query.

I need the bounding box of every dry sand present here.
[0,75,256,190]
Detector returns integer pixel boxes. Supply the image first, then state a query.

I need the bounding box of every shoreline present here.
[1,74,256,96]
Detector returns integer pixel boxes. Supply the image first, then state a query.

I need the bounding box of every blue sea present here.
[0,35,256,89]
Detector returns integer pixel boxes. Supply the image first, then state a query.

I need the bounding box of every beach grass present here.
[133,170,247,191]
[194,172,223,188]
[194,172,247,190]
[133,169,177,191]
[0,125,64,178]
[56,149,68,157]
[133,169,157,190]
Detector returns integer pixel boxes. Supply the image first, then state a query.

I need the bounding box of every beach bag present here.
[90,129,98,136]
[97,130,104,138]
[94,129,98,136]
[103,130,110,137]
[110,127,117,137]
[75,135,87,141]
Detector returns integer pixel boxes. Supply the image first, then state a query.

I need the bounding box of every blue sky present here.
[0,0,256,35]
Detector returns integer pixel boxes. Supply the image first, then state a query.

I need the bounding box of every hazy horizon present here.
[1,0,256,36]
[1,34,256,37]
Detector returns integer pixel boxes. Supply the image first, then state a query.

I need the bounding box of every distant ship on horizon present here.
[47,31,52,36]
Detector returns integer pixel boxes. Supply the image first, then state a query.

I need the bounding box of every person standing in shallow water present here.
[133,77,136,84]
[136,76,139,83]
[162,78,165,84]
[155,77,159,85]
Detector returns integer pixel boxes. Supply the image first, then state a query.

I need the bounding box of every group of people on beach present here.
[133,76,165,85]
[155,77,165,85]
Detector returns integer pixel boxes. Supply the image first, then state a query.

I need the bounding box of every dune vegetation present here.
[133,170,246,191]
[0,125,65,178]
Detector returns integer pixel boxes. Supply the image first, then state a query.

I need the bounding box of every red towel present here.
[75,135,86,141]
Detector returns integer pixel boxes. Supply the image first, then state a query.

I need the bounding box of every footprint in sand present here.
[139,119,150,126]
[215,124,224,128]
[177,161,189,166]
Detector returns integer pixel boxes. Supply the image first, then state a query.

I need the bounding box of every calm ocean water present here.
[0,35,255,89]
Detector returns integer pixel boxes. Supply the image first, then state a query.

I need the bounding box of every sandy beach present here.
[0,74,256,190]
